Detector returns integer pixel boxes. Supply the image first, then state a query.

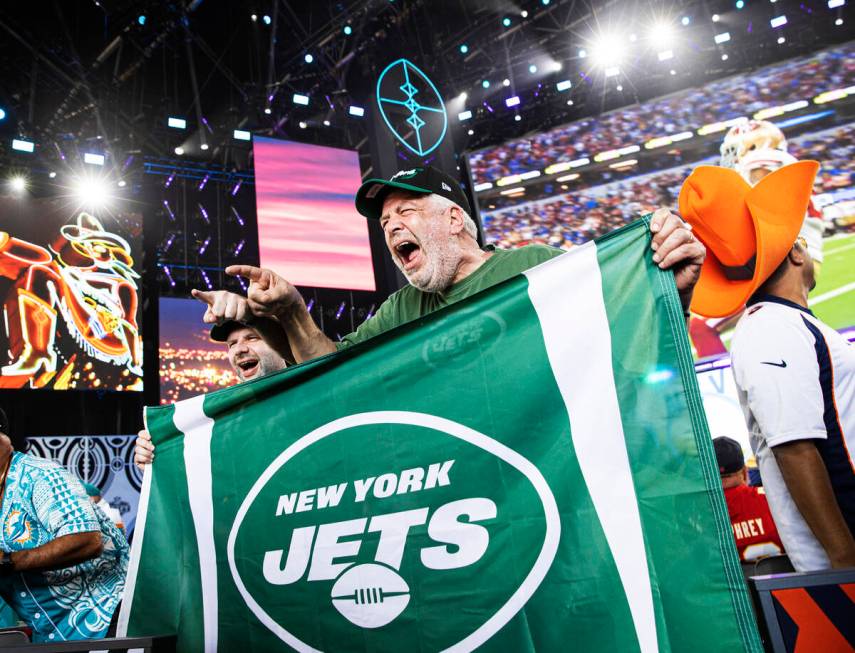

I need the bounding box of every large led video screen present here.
[467,41,855,358]
[253,136,376,291]
[159,297,236,404]
[0,196,143,390]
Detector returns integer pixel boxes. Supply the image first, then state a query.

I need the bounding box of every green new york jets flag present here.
[118,220,761,652]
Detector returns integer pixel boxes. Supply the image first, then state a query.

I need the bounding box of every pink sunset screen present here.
[253,136,376,291]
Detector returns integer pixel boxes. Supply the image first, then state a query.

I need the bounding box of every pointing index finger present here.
[226,264,265,282]
[191,288,216,305]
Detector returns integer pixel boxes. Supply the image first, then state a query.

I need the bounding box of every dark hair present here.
[749,250,791,303]
[0,408,27,452]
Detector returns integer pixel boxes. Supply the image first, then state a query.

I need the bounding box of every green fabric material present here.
[338,244,563,348]
[124,220,761,652]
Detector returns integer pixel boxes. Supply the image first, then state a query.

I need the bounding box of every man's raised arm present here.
[226,265,337,363]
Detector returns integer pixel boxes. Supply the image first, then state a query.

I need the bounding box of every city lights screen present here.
[253,136,376,291]
[0,195,143,391]
[158,297,236,404]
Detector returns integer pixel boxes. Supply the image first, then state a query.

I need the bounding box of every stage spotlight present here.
[836,17,844,25]
[714,31,731,44]
[174,146,184,155]
[0,108,5,120]
[514,115,521,122]
[521,10,528,17]
[72,176,111,209]
[605,66,620,77]
[293,93,310,105]
[49,171,57,179]
[502,17,511,27]
[528,64,537,74]
[556,80,572,91]
[736,0,744,9]
[551,61,563,71]
[233,129,251,140]
[12,139,34,153]
[828,0,845,7]
[566,99,574,106]
[458,91,468,102]
[468,129,474,135]
[138,15,146,25]
[262,15,271,25]
[712,14,720,22]
[770,15,787,28]
[578,48,587,58]
[9,177,26,193]
[681,16,691,26]
[118,179,127,187]
[251,14,257,21]
[482,80,490,88]
[670,69,677,75]
[722,53,729,60]
[323,120,330,126]
[591,34,623,68]
[299,121,307,129]
[505,96,520,107]
[304,53,314,63]
[264,107,272,114]
[458,110,473,121]
[460,44,469,54]
[201,143,209,151]
[349,105,365,117]
[343,25,352,35]
[542,0,550,4]
[616,84,623,92]
[503,78,511,87]
[659,50,674,61]
[168,116,186,129]
[649,21,674,45]
[777,36,786,44]
[84,153,105,166]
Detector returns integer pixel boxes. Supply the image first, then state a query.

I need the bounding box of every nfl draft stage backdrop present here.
[118,220,761,652]
[26,434,142,535]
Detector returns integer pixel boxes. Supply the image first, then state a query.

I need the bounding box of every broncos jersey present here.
[731,294,855,572]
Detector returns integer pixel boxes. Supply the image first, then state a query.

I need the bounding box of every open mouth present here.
[394,240,422,270]
[236,358,260,378]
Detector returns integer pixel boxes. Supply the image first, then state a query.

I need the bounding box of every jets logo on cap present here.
[441,181,452,192]
[391,168,420,181]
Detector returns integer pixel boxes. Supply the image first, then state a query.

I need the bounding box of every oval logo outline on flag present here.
[227,411,561,653]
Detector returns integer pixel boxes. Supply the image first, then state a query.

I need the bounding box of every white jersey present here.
[731,295,855,572]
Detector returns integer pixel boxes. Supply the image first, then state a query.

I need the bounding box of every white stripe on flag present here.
[524,243,659,653]
[115,452,153,637]
[176,396,219,653]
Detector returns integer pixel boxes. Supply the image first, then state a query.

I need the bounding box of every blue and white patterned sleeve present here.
[30,464,100,539]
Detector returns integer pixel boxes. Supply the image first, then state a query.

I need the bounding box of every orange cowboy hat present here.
[678,160,819,318]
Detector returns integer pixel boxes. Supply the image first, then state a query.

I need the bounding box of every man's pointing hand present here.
[225,265,304,319]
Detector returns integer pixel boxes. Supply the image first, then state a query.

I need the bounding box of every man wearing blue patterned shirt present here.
[0,409,128,642]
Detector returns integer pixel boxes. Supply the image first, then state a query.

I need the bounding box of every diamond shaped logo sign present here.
[376,59,448,157]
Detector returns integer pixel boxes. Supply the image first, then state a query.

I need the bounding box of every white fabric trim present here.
[524,243,659,653]
[176,396,219,653]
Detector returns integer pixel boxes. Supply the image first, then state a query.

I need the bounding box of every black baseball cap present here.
[355,166,472,220]
[210,317,280,342]
[713,436,745,475]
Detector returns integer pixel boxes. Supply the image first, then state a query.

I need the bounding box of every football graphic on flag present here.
[330,563,411,628]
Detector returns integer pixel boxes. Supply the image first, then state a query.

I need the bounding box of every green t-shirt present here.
[339,244,563,348]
